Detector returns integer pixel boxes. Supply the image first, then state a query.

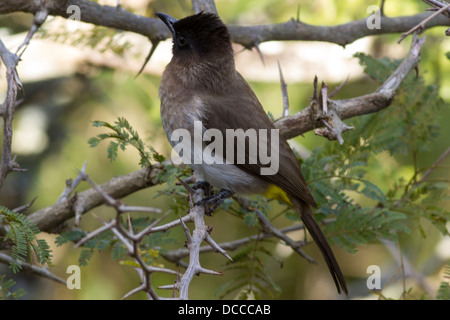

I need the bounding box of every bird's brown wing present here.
[198,73,317,208]
[198,74,348,295]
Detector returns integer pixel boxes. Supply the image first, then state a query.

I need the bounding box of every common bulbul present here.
[157,12,348,295]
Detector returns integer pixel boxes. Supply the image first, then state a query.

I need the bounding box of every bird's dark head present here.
[156,12,233,68]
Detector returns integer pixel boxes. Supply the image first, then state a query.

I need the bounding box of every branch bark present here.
[1,0,449,47]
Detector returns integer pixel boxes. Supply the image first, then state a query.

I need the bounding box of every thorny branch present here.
[67,164,232,299]
[72,168,180,299]
[0,3,49,190]
[398,1,450,43]
[1,0,450,48]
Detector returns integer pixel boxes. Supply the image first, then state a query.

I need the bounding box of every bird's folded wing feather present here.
[196,73,317,208]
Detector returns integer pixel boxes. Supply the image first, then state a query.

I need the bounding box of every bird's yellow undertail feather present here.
[263,184,293,205]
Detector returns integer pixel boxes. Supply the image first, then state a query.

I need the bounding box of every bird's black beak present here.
[156,12,178,35]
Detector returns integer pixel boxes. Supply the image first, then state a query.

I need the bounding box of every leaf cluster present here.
[0,206,52,273]
[88,117,165,167]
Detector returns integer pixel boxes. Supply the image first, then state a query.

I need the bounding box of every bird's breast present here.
[160,90,207,145]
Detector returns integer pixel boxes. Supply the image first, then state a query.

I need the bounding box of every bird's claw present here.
[194,189,233,215]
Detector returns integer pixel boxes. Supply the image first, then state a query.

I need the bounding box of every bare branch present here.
[236,196,315,263]
[0,2,49,190]
[1,1,449,47]
[0,252,66,285]
[382,240,435,297]
[328,75,349,99]
[74,219,116,248]
[275,35,426,140]
[27,164,163,233]
[13,196,37,214]
[398,3,450,43]
[0,39,22,190]
[419,146,450,183]
[228,12,449,48]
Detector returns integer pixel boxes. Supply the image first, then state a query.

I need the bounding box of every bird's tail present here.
[290,197,348,295]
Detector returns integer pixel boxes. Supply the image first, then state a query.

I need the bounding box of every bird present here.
[156,11,348,296]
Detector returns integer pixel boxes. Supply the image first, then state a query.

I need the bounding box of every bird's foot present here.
[195,189,233,216]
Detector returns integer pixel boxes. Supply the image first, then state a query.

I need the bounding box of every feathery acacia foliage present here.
[0,206,52,273]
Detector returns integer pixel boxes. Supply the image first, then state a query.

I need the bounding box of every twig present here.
[314,111,354,145]
[328,75,349,99]
[74,219,116,248]
[13,196,37,214]
[398,3,450,43]
[236,196,315,263]
[423,0,450,16]
[161,223,306,263]
[0,252,66,285]
[419,146,450,183]
[256,208,315,263]
[27,165,163,233]
[382,240,435,297]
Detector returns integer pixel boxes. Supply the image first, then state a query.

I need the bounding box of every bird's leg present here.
[195,189,233,216]
[192,180,211,193]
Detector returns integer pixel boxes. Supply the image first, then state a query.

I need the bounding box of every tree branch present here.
[27,165,162,233]
[0,2,48,190]
[0,252,66,285]
[275,34,425,140]
[1,1,449,47]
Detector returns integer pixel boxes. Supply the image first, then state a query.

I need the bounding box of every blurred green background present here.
[0,0,449,299]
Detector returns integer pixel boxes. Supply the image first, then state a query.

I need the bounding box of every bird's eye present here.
[177,35,186,47]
